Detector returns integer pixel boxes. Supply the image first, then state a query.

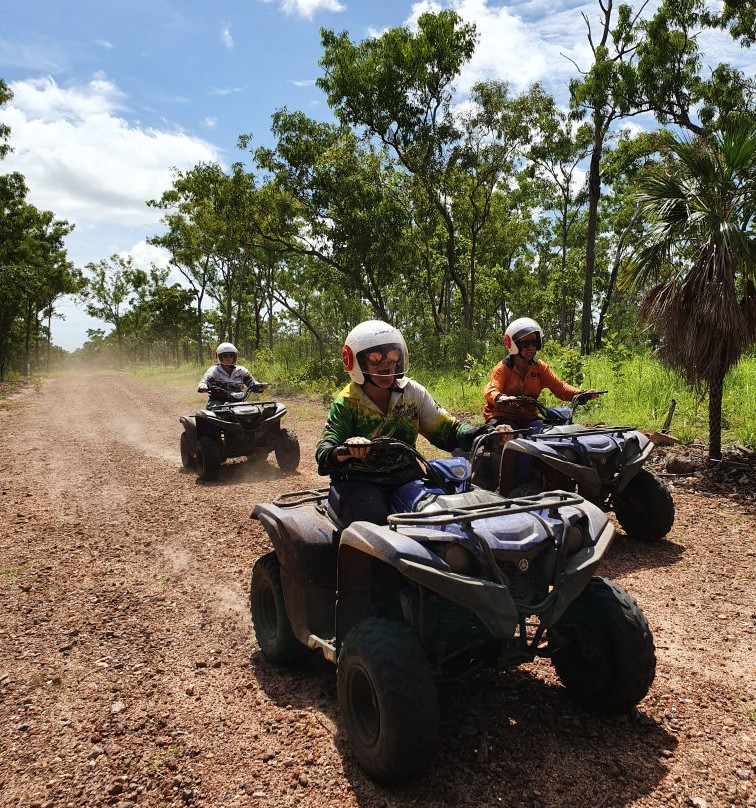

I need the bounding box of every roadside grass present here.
[128,351,755,449]
[0,563,39,589]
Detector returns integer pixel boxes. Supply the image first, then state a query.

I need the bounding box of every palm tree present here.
[622,120,756,460]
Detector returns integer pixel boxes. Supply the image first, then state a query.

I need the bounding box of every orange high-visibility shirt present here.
[483,357,581,423]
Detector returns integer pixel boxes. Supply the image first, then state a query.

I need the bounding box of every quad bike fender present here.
[179,416,197,455]
[503,440,603,501]
[336,522,520,646]
[614,433,655,494]
[540,519,615,627]
[253,503,338,645]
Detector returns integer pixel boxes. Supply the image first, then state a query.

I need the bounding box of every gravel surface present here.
[0,372,754,808]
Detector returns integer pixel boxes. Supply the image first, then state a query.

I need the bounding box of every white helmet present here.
[341,320,408,384]
[504,317,544,355]
[215,342,238,363]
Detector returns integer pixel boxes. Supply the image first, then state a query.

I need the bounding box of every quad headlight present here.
[441,543,472,574]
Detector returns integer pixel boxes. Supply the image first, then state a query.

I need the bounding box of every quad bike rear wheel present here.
[250,552,310,667]
[613,468,675,541]
[196,436,222,481]
[549,576,656,714]
[275,428,300,472]
[180,432,195,470]
[337,618,439,783]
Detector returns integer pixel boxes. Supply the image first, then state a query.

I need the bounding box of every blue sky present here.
[1,0,752,350]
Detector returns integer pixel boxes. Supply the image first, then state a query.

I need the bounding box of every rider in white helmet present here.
[198,342,265,405]
[484,317,598,426]
[316,320,512,526]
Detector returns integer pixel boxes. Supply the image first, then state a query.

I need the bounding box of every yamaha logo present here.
[518,558,529,572]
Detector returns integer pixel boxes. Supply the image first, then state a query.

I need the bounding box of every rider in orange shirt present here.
[484,317,598,428]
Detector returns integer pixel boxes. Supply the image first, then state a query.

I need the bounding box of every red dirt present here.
[0,372,753,808]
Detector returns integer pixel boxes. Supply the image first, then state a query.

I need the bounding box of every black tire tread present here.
[180,432,195,469]
[275,427,300,472]
[250,552,310,667]
[551,576,656,714]
[614,468,675,541]
[338,618,438,783]
[196,435,221,481]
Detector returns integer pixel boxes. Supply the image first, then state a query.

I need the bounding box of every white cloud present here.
[290,79,316,87]
[95,39,114,50]
[405,0,590,98]
[202,116,218,129]
[279,0,345,20]
[121,240,171,272]
[221,24,234,50]
[210,86,243,96]
[4,75,221,235]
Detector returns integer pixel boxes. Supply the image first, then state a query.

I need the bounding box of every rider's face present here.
[364,350,399,385]
[516,334,538,359]
[219,352,236,367]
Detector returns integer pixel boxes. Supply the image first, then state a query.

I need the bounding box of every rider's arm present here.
[539,361,582,402]
[241,368,265,393]
[414,383,480,453]
[483,362,509,406]
[197,365,216,393]
[315,397,358,475]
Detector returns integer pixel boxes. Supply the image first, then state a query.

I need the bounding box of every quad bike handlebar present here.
[333,437,454,492]
[205,380,270,401]
[510,390,607,421]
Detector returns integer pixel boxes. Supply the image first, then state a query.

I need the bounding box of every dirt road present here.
[0,372,753,808]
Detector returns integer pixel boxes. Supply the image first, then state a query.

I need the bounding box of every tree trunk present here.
[581,121,604,355]
[708,367,724,462]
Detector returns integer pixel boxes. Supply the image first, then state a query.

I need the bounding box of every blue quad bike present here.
[471,393,675,542]
[249,438,656,783]
[180,380,300,481]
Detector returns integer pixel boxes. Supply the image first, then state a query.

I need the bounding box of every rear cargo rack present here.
[272,488,330,508]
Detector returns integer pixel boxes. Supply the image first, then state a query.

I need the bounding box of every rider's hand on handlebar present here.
[334,436,372,462]
[581,389,603,400]
[492,424,515,445]
[495,394,520,406]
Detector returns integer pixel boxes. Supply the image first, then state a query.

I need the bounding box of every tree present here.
[622,120,756,460]
[319,11,484,330]
[82,255,136,360]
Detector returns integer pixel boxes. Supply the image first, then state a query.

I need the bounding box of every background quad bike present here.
[180,381,300,481]
[248,438,656,783]
[472,392,675,542]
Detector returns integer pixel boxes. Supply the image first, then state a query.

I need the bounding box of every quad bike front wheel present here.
[549,576,656,714]
[250,552,310,667]
[275,428,301,472]
[180,432,195,470]
[613,468,675,541]
[195,436,222,481]
[337,618,439,783]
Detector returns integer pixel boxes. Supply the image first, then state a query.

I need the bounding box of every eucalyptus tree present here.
[149,169,217,365]
[149,163,262,361]
[622,121,756,460]
[525,86,591,342]
[250,111,413,326]
[82,254,138,360]
[319,11,481,331]
[0,78,12,160]
[0,171,76,376]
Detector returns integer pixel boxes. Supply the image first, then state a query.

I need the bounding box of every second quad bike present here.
[471,393,675,542]
[249,438,656,783]
[179,380,300,481]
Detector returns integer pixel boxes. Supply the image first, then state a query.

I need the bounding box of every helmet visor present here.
[357,344,404,378]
